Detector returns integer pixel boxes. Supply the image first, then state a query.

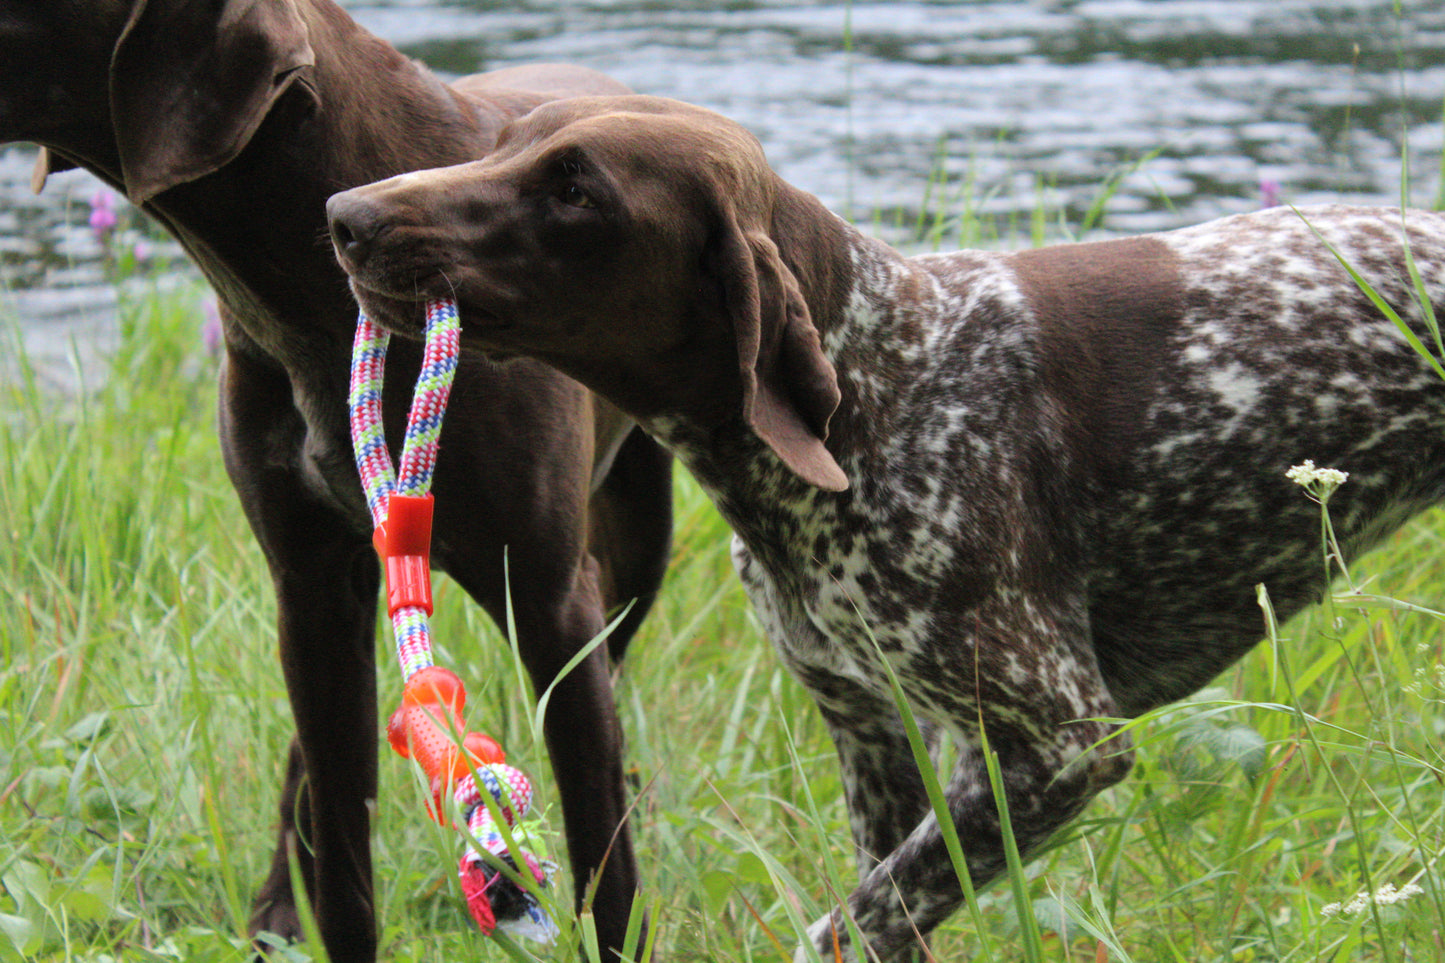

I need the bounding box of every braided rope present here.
[348,299,554,942]
[348,301,460,679]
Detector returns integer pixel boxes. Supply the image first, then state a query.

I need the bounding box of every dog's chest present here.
[291,385,375,526]
[721,450,1000,700]
[730,522,924,690]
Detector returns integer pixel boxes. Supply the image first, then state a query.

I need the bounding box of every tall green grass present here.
[2,269,1443,962]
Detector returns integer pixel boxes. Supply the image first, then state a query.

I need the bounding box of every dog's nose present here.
[326,192,386,265]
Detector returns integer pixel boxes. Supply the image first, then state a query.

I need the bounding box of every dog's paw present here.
[796,911,860,963]
[248,900,303,959]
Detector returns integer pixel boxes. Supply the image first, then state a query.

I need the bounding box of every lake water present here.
[3,0,1444,375]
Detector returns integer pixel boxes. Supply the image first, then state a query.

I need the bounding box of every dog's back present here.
[883,206,1445,713]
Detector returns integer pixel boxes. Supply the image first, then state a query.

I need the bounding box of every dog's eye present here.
[558,183,596,209]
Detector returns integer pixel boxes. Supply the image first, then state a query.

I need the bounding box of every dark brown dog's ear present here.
[31,148,79,194]
[111,0,315,204]
[713,213,848,491]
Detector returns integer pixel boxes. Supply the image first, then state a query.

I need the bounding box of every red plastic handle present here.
[373,493,434,615]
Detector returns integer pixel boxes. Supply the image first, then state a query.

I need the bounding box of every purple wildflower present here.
[202,298,224,356]
[89,190,118,241]
[1259,178,1282,209]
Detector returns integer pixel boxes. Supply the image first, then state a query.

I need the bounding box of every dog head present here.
[8,0,314,203]
[328,95,847,491]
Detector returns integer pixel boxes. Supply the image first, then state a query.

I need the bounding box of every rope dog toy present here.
[348,298,557,942]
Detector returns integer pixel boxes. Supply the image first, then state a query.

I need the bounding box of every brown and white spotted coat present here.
[326,95,1445,961]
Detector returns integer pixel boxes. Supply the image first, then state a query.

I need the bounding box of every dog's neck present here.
[651,189,953,548]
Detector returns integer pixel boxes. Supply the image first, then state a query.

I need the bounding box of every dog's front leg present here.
[442,519,643,958]
[217,343,381,963]
[505,559,642,959]
[803,671,939,878]
[259,544,381,961]
[806,717,1131,962]
[800,606,1135,962]
[802,672,940,962]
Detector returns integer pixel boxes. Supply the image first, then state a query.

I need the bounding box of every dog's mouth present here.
[346,280,430,335]
[347,276,516,347]
[346,261,453,302]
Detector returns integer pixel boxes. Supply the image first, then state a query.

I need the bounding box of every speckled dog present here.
[327,95,1445,961]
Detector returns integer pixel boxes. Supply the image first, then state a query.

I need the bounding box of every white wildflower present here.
[1320,882,1425,918]
[1404,662,1445,701]
[1287,460,1349,490]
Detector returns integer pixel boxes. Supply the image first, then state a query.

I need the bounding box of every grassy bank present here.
[1,276,1442,962]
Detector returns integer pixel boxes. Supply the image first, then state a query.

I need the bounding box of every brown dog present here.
[328,95,1445,960]
[3,4,670,960]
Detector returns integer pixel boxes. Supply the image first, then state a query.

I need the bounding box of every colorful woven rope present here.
[348,299,555,942]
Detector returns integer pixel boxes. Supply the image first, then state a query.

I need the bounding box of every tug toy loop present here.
[348,299,557,942]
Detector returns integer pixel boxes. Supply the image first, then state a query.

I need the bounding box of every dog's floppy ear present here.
[110,0,315,204]
[712,211,848,491]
